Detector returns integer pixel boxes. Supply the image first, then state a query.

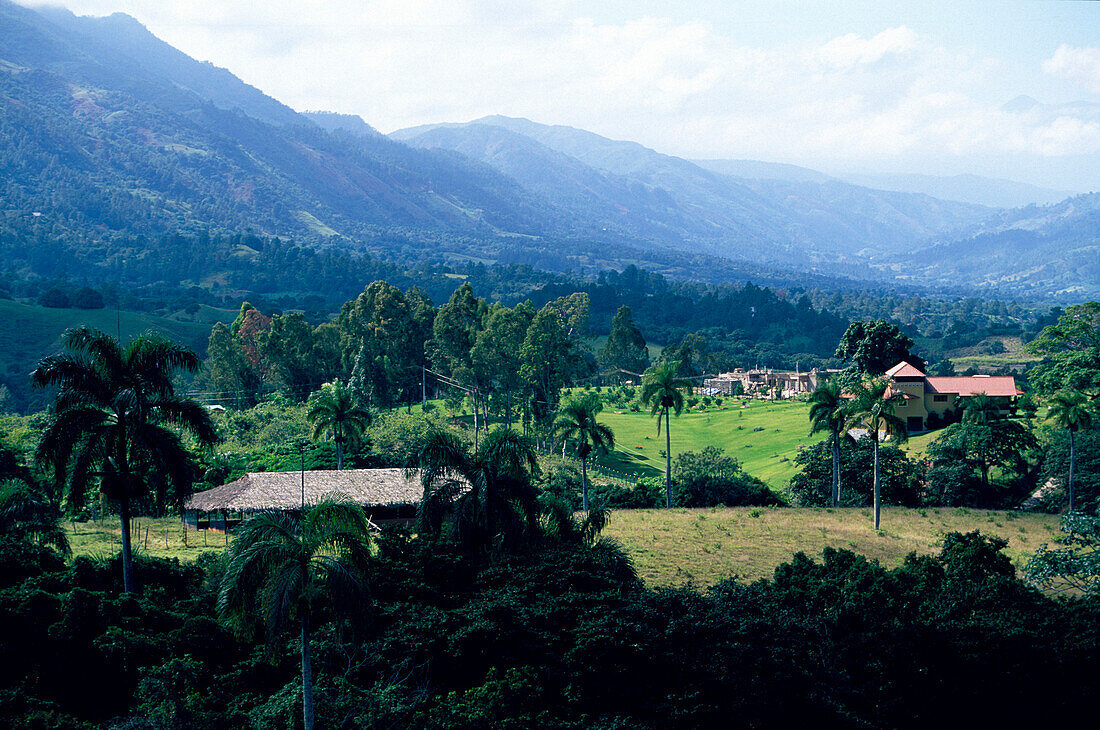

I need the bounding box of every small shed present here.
[182,468,423,531]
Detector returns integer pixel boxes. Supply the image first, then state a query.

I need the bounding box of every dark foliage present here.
[789,438,922,507]
[2,529,1099,729]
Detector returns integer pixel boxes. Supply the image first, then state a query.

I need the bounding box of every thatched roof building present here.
[183,469,423,529]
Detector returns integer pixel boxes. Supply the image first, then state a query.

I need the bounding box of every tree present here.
[1047,390,1096,512]
[306,380,371,470]
[1026,301,1100,398]
[203,321,262,408]
[835,320,924,375]
[472,302,535,426]
[553,392,615,512]
[218,498,372,730]
[808,380,847,508]
[926,410,1036,507]
[1025,509,1100,597]
[71,287,105,310]
[338,281,434,409]
[673,446,780,507]
[843,376,908,529]
[0,481,69,555]
[519,305,574,432]
[411,425,541,554]
[789,438,921,508]
[259,313,341,397]
[597,305,649,378]
[33,327,217,592]
[640,361,693,508]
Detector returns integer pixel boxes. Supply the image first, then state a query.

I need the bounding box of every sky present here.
[21,0,1100,191]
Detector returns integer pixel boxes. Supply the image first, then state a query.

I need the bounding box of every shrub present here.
[590,478,663,508]
[673,446,785,507]
[71,287,105,310]
[37,287,70,308]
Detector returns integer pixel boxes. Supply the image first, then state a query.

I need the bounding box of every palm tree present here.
[843,376,908,530]
[306,380,371,470]
[218,498,372,730]
[960,392,1003,425]
[411,425,541,553]
[641,361,693,508]
[1047,390,1096,513]
[33,327,217,593]
[808,380,847,508]
[553,392,615,512]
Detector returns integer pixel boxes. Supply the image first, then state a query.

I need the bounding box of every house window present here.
[933,395,948,402]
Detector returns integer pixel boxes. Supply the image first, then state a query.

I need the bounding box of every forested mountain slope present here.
[395,115,995,262]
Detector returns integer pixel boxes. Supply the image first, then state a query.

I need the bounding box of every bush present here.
[590,478,663,508]
[71,287,105,310]
[673,446,784,507]
[37,287,70,308]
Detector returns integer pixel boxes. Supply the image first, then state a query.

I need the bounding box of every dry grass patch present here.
[604,506,1062,587]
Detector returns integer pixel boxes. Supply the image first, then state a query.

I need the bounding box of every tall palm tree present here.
[411,425,541,553]
[1047,390,1096,513]
[553,392,615,512]
[33,327,217,593]
[843,376,908,530]
[218,498,372,730]
[808,380,847,508]
[306,380,372,470]
[641,361,693,508]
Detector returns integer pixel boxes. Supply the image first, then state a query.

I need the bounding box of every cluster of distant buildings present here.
[702,367,840,399]
[702,361,1020,433]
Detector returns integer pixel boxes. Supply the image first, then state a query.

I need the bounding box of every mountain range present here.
[1,0,1097,299]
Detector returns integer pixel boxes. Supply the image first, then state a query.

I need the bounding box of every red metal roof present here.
[924,376,1018,397]
[885,361,927,378]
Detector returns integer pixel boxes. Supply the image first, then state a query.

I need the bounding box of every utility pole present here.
[422,364,427,406]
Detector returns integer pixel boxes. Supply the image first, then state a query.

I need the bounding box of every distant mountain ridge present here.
[1,1,1097,299]
[394,115,994,264]
[837,172,1077,209]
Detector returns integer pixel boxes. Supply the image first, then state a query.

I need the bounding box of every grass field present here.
[595,399,820,488]
[604,506,1062,586]
[64,516,231,562]
[65,507,1064,590]
[947,336,1039,373]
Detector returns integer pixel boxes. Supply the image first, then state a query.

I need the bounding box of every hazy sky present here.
[23,0,1100,190]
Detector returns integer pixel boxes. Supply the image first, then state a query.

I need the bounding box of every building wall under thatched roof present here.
[184,468,423,513]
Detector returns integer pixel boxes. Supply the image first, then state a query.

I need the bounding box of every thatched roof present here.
[184,468,423,513]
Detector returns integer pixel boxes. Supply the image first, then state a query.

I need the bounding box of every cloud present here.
[1043,44,1100,94]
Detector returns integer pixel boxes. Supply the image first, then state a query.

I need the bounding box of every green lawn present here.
[596,399,820,488]
[604,506,1062,587]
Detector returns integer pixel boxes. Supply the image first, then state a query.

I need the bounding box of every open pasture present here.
[604,506,1062,587]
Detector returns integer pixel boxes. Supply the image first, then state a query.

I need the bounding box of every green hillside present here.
[0,299,234,410]
[595,399,820,488]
